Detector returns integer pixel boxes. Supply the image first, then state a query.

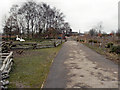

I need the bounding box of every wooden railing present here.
[11,40,65,50]
[0,39,66,89]
[0,51,14,89]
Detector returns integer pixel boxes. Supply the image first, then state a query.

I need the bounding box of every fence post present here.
[0,70,1,90]
[54,42,56,47]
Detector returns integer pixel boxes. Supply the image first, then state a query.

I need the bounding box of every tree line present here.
[88,22,120,38]
[3,1,71,39]
[88,28,120,38]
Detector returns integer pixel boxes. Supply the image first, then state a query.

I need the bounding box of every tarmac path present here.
[44,39,118,88]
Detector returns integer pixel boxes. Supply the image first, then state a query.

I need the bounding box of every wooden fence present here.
[0,51,14,89]
[0,39,65,89]
[11,40,65,50]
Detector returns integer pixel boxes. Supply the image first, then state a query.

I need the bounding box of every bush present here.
[110,45,120,54]
[89,40,93,43]
[105,42,113,48]
[93,40,97,43]
[80,40,84,42]
[89,40,98,43]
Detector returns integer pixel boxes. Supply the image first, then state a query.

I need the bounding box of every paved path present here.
[44,39,118,88]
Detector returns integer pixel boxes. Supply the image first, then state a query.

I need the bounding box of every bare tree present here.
[94,21,103,34]
[89,28,97,36]
[3,0,71,40]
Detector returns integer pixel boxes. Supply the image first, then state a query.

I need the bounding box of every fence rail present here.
[0,39,66,89]
[11,40,65,50]
[0,51,14,89]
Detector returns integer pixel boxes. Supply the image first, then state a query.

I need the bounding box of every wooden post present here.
[0,51,13,89]
[0,70,1,90]
[54,41,56,47]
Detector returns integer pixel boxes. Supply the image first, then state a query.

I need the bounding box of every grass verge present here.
[8,45,62,88]
[83,43,119,63]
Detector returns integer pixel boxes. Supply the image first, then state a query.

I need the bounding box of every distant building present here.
[78,33,84,36]
[71,32,79,36]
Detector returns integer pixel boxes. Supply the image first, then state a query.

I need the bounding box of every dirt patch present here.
[13,49,42,58]
[10,82,30,88]
[72,83,92,88]
[64,41,118,88]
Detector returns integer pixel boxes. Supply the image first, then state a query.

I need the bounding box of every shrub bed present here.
[89,40,93,43]
[80,40,85,42]
[89,40,98,43]
[110,45,120,54]
[105,42,113,48]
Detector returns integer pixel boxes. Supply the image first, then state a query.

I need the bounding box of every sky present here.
[0,0,119,33]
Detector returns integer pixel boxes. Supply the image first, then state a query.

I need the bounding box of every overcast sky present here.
[0,0,119,33]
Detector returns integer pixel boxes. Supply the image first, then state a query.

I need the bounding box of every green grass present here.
[83,43,119,63]
[8,45,62,88]
[83,43,106,55]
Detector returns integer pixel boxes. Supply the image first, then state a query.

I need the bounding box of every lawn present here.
[8,45,62,88]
